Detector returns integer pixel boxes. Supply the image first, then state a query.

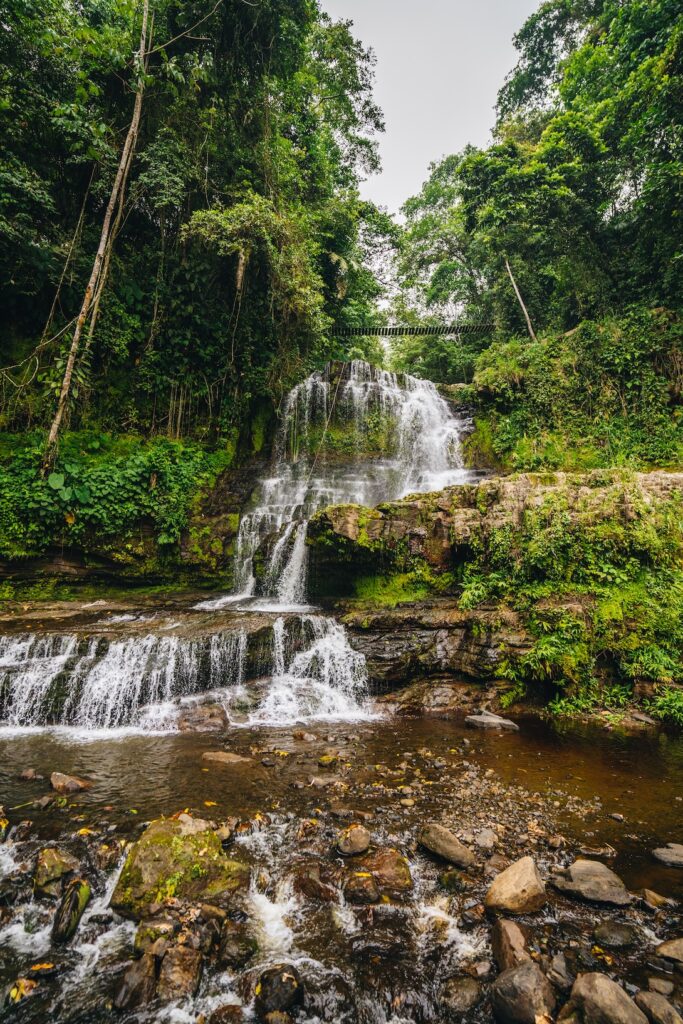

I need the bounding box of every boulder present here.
[292,862,338,902]
[254,964,303,1020]
[559,973,647,1024]
[656,939,683,964]
[635,992,683,1024]
[344,871,380,904]
[419,823,476,869]
[490,961,556,1023]
[593,921,637,949]
[491,919,531,972]
[653,844,683,868]
[34,847,80,898]
[51,877,91,943]
[359,847,413,896]
[484,856,546,915]
[337,824,371,856]
[217,918,258,969]
[209,1008,244,1024]
[553,860,631,906]
[439,976,482,1015]
[157,945,203,1002]
[202,750,252,765]
[113,954,157,1011]
[110,814,249,920]
[465,711,519,732]
[50,772,91,794]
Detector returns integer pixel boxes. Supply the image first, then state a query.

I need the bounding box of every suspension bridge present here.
[333,322,494,337]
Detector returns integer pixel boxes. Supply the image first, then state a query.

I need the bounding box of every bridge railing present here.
[333,323,494,337]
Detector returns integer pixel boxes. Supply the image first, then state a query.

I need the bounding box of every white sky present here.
[322,0,540,213]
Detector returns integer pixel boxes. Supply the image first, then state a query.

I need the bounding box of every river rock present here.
[157,945,203,1002]
[553,859,631,906]
[110,814,249,920]
[439,976,482,1015]
[490,961,556,1023]
[34,847,80,897]
[178,704,229,732]
[491,919,531,971]
[484,856,546,914]
[653,844,683,868]
[134,917,177,956]
[419,823,476,868]
[209,1007,244,1024]
[635,992,683,1024]
[51,877,91,943]
[465,711,519,731]
[113,954,157,1011]
[292,861,337,902]
[337,824,371,856]
[50,772,91,794]
[548,952,574,992]
[656,939,683,964]
[593,920,637,948]
[559,973,647,1024]
[254,964,303,1019]
[217,918,257,969]
[202,751,252,765]
[359,847,413,895]
[344,871,380,904]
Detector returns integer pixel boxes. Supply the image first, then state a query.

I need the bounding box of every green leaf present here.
[47,473,65,490]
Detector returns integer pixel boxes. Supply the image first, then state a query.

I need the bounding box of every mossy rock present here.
[110,814,249,920]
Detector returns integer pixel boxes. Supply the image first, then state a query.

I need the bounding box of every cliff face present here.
[308,471,683,713]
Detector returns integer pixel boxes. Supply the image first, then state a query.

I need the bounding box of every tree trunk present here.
[505,258,537,342]
[42,0,150,470]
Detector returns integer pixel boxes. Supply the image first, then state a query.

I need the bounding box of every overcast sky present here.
[322,0,540,213]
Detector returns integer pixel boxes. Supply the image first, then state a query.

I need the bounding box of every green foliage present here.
[647,688,683,727]
[0,431,233,558]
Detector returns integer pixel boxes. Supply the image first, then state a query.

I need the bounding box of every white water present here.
[0,359,471,732]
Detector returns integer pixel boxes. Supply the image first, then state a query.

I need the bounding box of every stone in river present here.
[559,973,647,1024]
[553,859,631,906]
[51,877,91,943]
[217,918,258,969]
[337,824,371,856]
[209,1007,244,1024]
[648,980,675,996]
[419,822,476,868]
[292,861,337,902]
[50,772,91,794]
[438,976,482,1015]
[157,945,203,1002]
[635,992,683,1024]
[656,939,683,964]
[653,844,683,868]
[34,847,80,898]
[465,710,519,731]
[643,889,674,910]
[490,961,556,1023]
[593,920,637,948]
[110,814,249,920]
[491,919,531,971]
[254,964,303,1019]
[484,856,546,914]
[113,955,157,1011]
[202,751,252,765]
[359,847,413,896]
[343,871,380,904]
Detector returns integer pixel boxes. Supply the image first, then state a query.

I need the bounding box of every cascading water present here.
[0,359,473,732]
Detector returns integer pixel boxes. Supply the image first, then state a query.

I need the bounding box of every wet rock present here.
[490,961,556,1023]
[465,710,519,731]
[217,918,258,969]
[34,847,80,897]
[254,964,303,1020]
[439,868,468,893]
[648,980,675,996]
[418,822,476,869]
[134,917,177,956]
[113,954,157,1011]
[157,945,203,1002]
[656,939,683,965]
[178,704,229,732]
[337,824,371,856]
[344,871,380,904]
[202,751,252,765]
[110,814,249,920]
[263,1014,292,1024]
[50,772,91,794]
[548,952,574,992]
[643,890,674,910]
[439,976,482,1015]
[475,827,498,851]
[359,847,413,896]
[653,844,683,868]
[553,859,631,906]
[19,768,39,781]
[208,1007,244,1024]
[484,856,546,915]
[635,992,683,1024]
[52,877,91,943]
[593,920,637,948]
[293,862,337,902]
[559,973,647,1024]
[491,919,531,971]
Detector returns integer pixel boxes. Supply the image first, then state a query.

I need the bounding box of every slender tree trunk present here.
[43,0,150,470]
[505,257,537,342]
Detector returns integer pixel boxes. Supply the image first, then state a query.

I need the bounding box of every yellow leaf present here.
[77,827,94,836]
[204,801,217,807]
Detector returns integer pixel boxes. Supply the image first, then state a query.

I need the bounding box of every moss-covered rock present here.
[110,814,249,921]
